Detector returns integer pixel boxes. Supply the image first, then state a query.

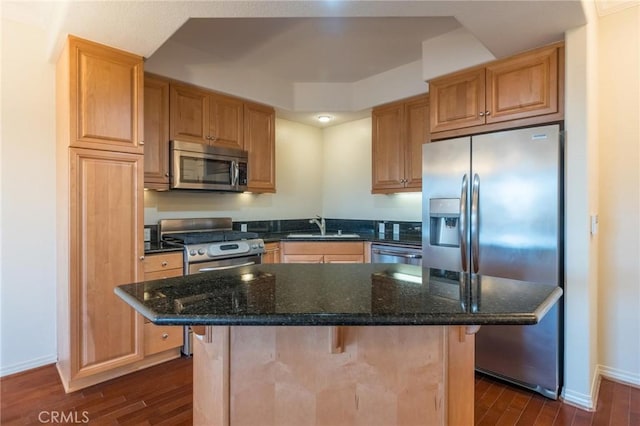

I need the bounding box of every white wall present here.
[144,118,324,224]
[0,18,58,375]
[322,118,421,221]
[562,1,601,407]
[597,4,640,386]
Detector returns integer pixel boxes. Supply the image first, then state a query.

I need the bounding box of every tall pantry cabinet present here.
[56,36,172,392]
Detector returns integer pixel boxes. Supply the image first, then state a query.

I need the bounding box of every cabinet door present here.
[404,95,429,190]
[69,148,144,378]
[429,67,485,133]
[262,242,281,264]
[143,75,170,189]
[170,83,209,143]
[372,102,405,192]
[485,46,558,123]
[244,102,276,192]
[210,94,244,150]
[70,37,143,153]
[324,254,364,264]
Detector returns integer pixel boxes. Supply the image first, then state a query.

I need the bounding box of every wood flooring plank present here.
[2,358,637,426]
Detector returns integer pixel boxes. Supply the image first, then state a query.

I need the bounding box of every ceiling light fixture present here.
[317,115,333,123]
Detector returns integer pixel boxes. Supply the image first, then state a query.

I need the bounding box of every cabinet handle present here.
[479,111,485,117]
[162,333,169,340]
[211,136,218,142]
[140,140,145,145]
[165,173,169,177]
[485,110,491,115]
[161,261,168,267]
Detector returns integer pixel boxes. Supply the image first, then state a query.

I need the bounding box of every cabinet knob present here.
[161,261,168,267]
[485,110,491,115]
[165,173,169,177]
[479,111,485,117]
[140,140,145,145]
[162,333,169,340]
[139,256,145,261]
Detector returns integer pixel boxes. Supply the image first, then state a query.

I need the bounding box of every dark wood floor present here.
[1,357,638,425]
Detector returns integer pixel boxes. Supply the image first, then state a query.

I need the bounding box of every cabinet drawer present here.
[144,268,183,281]
[143,252,183,273]
[144,323,183,355]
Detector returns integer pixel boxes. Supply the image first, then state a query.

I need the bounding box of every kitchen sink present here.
[286,233,361,239]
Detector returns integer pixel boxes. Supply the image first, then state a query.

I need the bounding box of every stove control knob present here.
[259,242,264,248]
[251,244,258,249]
[197,248,205,255]
[189,250,197,256]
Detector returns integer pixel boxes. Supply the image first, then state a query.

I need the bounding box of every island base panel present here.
[193,325,474,426]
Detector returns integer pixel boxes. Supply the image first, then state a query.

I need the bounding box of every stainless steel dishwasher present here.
[371,243,422,266]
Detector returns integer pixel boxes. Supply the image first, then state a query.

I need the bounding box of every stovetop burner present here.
[164,230,260,246]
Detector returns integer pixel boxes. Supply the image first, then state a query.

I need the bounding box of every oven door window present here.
[180,155,232,185]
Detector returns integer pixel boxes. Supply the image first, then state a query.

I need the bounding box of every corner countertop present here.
[115,264,561,327]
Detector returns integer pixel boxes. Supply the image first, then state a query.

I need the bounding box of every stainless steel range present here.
[158,217,264,354]
[160,217,264,275]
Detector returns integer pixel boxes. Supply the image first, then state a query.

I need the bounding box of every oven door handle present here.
[197,261,255,273]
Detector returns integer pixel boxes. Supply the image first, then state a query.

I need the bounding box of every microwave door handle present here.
[230,161,239,187]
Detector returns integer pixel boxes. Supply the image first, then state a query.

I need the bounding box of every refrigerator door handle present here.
[459,174,469,272]
[471,173,480,273]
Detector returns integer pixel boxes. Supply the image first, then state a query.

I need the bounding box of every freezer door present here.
[422,137,471,273]
[470,124,561,283]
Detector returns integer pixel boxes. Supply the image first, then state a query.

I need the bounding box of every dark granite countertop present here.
[263,232,422,247]
[115,264,561,327]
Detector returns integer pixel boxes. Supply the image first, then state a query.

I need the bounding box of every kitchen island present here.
[116,264,561,426]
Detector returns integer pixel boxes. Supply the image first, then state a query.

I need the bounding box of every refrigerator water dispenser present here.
[429,198,460,247]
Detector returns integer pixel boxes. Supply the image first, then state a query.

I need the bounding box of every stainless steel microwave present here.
[170,140,248,192]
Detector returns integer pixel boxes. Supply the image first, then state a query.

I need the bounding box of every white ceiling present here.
[4,1,587,127]
[167,17,461,83]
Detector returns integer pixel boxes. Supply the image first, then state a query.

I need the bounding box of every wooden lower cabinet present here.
[142,252,184,355]
[281,241,365,264]
[261,242,281,264]
[57,148,146,392]
[194,325,475,425]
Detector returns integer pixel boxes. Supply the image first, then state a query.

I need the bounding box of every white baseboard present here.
[598,364,640,387]
[0,354,57,377]
[562,363,640,411]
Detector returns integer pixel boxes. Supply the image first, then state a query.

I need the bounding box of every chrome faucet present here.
[309,215,326,236]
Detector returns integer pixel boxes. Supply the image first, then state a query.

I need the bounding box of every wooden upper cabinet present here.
[169,83,244,150]
[372,93,429,194]
[143,74,170,189]
[210,94,244,150]
[169,83,209,143]
[429,42,563,138]
[429,67,485,133]
[372,101,405,191]
[404,95,429,190]
[485,45,558,123]
[244,101,276,193]
[67,36,143,153]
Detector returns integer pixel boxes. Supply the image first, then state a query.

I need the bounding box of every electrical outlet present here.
[241,223,248,232]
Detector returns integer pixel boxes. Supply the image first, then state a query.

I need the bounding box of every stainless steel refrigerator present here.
[422,124,563,399]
